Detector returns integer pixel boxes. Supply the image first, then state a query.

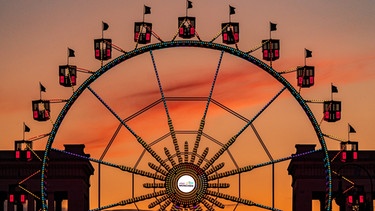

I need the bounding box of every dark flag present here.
[270,22,277,31]
[305,49,312,58]
[229,5,236,15]
[331,84,338,93]
[24,123,30,132]
[144,5,151,14]
[68,48,75,57]
[349,124,356,133]
[187,0,193,9]
[40,82,46,92]
[102,21,109,31]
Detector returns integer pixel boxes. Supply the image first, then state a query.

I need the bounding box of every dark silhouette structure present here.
[0,144,94,211]
[288,144,374,211]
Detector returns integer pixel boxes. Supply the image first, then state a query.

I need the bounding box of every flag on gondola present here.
[349,124,356,133]
[102,21,109,31]
[68,48,75,57]
[270,22,277,31]
[331,84,338,93]
[187,0,193,9]
[305,49,312,58]
[24,123,30,133]
[144,5,151,14]
[40,82,46,92]
[229,5,236,15]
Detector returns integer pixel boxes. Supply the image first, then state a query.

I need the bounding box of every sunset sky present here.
[1,1,375,211]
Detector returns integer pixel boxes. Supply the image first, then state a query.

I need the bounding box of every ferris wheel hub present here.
[165,163,208,208]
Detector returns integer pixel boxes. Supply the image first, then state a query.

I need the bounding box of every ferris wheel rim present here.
[40,39,332,211]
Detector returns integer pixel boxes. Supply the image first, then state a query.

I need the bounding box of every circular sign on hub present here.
[177,175,196,193]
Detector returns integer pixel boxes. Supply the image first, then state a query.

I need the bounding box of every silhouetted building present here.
[288,144,374,211]
[0,144,94,211]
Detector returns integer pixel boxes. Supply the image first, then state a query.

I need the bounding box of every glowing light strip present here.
[210,23,229,43]
[246,40,268,54]
[158,198,172,211]
[87,86,171,171]
[184,141,189,162]
[191,50,224,163]
[18,185,40,200]
[148,162,168,176]
[148,194,169,208]
[25,144,42,161]
[150,50,183,164]
[209,148,322,181]
[201,199,215,211]
[204,195,225,208]
[143,183,165,188]
[206,190,281,211]
[164,147,177,167]
[18,170,40,185]
[51,147,164,180]
[89,190,166,211]
[206,162,225,176]
[27,133,50,142]
[208,183,230,188]
[196,147,209,166]
[202,87,286,171]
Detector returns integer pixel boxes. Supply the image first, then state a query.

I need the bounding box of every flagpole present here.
[67,48,69,65]
[23,122,25,140]
[143,5,145,22]
[269,23,272,68]
[348,123,350,141]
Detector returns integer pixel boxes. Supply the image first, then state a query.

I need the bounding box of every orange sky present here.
[1,1,375,211]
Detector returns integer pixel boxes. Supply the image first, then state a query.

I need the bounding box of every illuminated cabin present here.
[14,140,32,161]
[32,100,50,121]
[59,65,77,87]
[178,16,196,39]
[340,141,358,162]
[323,100,341,122]
[221,22,239,44]
[94,38,112,60]
[297,66,315,88]
[262,39,280,61]
[346,185,366,207]
[134,22,152,44]
[8,184,26,204]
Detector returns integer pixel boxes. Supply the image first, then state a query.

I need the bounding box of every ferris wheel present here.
[27,2,342,211]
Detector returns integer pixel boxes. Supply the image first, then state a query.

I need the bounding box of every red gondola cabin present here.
[32,100,50,121]
[59,65,77,87]
[134,22,152,44]
[221,22,239,44]
[15,140,33,161]
[297,66,315,88]
[94,39,112,60]
[323,100,341,122]
[262,39,280,61]
[178,17,196,39]
[340,141,358,162]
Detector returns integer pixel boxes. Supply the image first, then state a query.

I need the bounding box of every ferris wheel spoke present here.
[202,87,287,171]
[148,194,169,208]
[208,147,322,181]
[204,195,225,209]
[89,190,167,211]
[149,50,183,164]
[87,86,171,171]
[51,147,165,180]
[191,50,224,164]
[206,190,282,211]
